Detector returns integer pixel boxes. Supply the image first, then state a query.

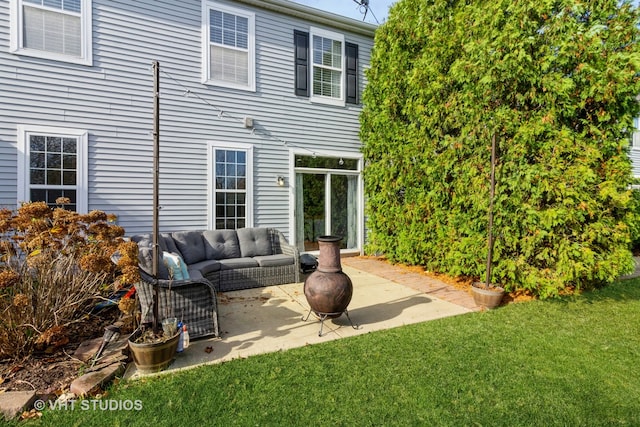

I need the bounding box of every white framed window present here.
[9,0,93,66]
[208,142,253,229]
[310,27,345,106]
[202,1,255,91]
[17,125,88,213]
[633,117,640,150]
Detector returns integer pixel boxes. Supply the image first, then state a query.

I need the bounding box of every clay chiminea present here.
[303,235,357,335]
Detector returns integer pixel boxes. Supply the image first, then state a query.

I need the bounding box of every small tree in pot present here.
[472,133,506,309]
[127,60,181,374]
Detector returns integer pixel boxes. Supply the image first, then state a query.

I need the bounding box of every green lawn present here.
[22,278,640,426]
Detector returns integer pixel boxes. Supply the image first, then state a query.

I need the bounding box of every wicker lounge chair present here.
[136,269,220,339]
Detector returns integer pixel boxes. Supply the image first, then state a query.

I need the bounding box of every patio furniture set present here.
[131,227,301,340]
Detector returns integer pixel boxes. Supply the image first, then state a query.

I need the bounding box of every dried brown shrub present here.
[0,270,19,288]
[0,202,140,359]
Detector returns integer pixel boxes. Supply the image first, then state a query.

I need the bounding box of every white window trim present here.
[632,117,640,151]
[17,125,89,213]
[632,131,640,151]
[309,26,345,107]
[201,1,256,92]
[9,0,93,66]
[207,141,254,229]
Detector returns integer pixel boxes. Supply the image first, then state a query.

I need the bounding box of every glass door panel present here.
[330,174,358,249]
[295,173,326,251]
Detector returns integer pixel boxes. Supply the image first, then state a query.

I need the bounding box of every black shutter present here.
[345,42,359,104]
[294,30,309,97]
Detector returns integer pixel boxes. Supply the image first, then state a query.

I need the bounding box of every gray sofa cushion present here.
[130,233,186,280]
[188,259,222,275]
[217,257,259,270]
[160,233,180,254]
[253,254,295,267]
[187,269,204,280]
[202,230,241,260]
[131,233,169,279]
[131,233,157,251]
[237,228,272,258]
[172,231,206,264]
[138,246,169,279]
[131,233,179,255]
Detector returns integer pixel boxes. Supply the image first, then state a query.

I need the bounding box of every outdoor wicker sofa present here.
[132,227,300,339]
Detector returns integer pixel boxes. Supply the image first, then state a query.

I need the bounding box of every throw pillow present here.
[163,252,190,280]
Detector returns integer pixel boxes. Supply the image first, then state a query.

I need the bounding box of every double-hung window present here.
[310,27,345,105]
[294,28,359,106]
[209,143,253,230]
[17,125,88,213]
[10,0,93,66]
[202,1,255,91]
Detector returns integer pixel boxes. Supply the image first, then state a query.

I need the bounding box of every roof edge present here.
[234,0,377,37]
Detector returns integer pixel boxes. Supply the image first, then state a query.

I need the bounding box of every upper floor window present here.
[202,1,255,91]
[294,28,359,106]
[311,28,344,105]
[9,0,93,66]
[17,125,88,213]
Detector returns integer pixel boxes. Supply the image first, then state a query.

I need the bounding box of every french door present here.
[294,155,360,252]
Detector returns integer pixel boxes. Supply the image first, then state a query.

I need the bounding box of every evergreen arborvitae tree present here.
[361,0,640,297]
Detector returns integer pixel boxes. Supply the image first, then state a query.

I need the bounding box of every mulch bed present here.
[0,307,121,399]
[349,255,536,304]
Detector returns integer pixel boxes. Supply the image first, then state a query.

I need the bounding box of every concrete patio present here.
[124,257,479,379]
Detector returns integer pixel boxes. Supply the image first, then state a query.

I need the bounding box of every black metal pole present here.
[485,133,496,286]
[152,60,160,330]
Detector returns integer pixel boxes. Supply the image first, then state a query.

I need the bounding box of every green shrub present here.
[361,0,640,297]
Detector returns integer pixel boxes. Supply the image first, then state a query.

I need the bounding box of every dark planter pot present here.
[471,282,505,309]
[304,235,353,318]
[128,329,180,374]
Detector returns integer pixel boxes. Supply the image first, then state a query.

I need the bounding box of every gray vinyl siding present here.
[0,5,16,208]
[0,0,373,237]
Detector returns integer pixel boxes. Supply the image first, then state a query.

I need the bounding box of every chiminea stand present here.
[302,309,358,337]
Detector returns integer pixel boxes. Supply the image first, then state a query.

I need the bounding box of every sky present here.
[291,1,640,25]
[291,0,396,25]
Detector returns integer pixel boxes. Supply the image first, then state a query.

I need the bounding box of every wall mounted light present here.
[277,176,285,186]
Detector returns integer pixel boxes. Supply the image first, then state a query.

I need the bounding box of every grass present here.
[20,278,640,427]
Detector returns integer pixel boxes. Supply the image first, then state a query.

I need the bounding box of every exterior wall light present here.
[277,176,285,186]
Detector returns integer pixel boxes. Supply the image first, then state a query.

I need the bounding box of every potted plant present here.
[127,274,182,374]
[128,324,181,374]
[471,133,506,309]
